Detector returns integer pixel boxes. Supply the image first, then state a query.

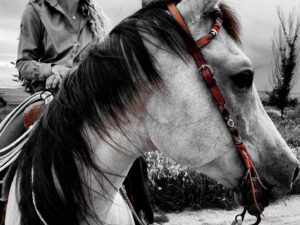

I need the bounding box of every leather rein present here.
[167,3,268,225]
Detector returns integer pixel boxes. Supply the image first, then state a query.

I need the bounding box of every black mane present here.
[14,1,188,225]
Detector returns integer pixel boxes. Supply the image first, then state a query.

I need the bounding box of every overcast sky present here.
[0,0,300,92]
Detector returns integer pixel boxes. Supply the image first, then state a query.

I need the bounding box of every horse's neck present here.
[82,114,152,224]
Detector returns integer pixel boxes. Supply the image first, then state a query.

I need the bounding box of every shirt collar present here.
[45,0,58,7]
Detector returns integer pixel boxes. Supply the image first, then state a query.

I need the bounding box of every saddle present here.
[0,91,52,224]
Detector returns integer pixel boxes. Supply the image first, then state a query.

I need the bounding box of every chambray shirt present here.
[17,0,94,82]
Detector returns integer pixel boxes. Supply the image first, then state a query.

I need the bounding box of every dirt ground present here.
[164,196,300,225]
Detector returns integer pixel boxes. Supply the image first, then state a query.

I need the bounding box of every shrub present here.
[0,106,14,123]
[146,152,237,212]
[0,96,7,108]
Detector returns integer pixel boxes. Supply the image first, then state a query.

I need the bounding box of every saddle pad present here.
[24,101,43,129]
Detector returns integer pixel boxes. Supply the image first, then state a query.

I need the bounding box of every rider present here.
[17,0,109,93]
[0,0,109,170]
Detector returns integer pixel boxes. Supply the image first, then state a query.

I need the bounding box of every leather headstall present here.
[167,3,269,225]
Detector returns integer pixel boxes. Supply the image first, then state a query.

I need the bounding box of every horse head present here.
[142,0,300,202]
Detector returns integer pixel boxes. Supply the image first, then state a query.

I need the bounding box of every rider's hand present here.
[46,65,70,90]
[51,65,70,77]
[46,73,63,90]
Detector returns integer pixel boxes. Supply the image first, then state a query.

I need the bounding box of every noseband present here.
[167,3,268,225]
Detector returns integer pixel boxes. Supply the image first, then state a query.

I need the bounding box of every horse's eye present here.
[230,70,254,89]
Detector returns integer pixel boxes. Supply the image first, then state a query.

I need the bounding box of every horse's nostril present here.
[292,166,300,184]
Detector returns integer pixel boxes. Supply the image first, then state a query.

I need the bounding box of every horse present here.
[4,0,300,224]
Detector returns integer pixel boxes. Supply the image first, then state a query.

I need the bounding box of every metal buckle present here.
[199,64,214,74]
[227,118,235,128]
[41,91,54,105]
[210,29,218,37]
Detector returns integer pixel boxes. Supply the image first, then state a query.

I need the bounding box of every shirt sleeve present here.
[16,4,52,81]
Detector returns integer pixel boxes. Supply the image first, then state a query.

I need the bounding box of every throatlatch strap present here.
[167,2,267,218]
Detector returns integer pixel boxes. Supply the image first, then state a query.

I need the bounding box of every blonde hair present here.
[79,0,111,43]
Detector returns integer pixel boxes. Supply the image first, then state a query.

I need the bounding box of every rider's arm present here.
[16,4,52,82]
